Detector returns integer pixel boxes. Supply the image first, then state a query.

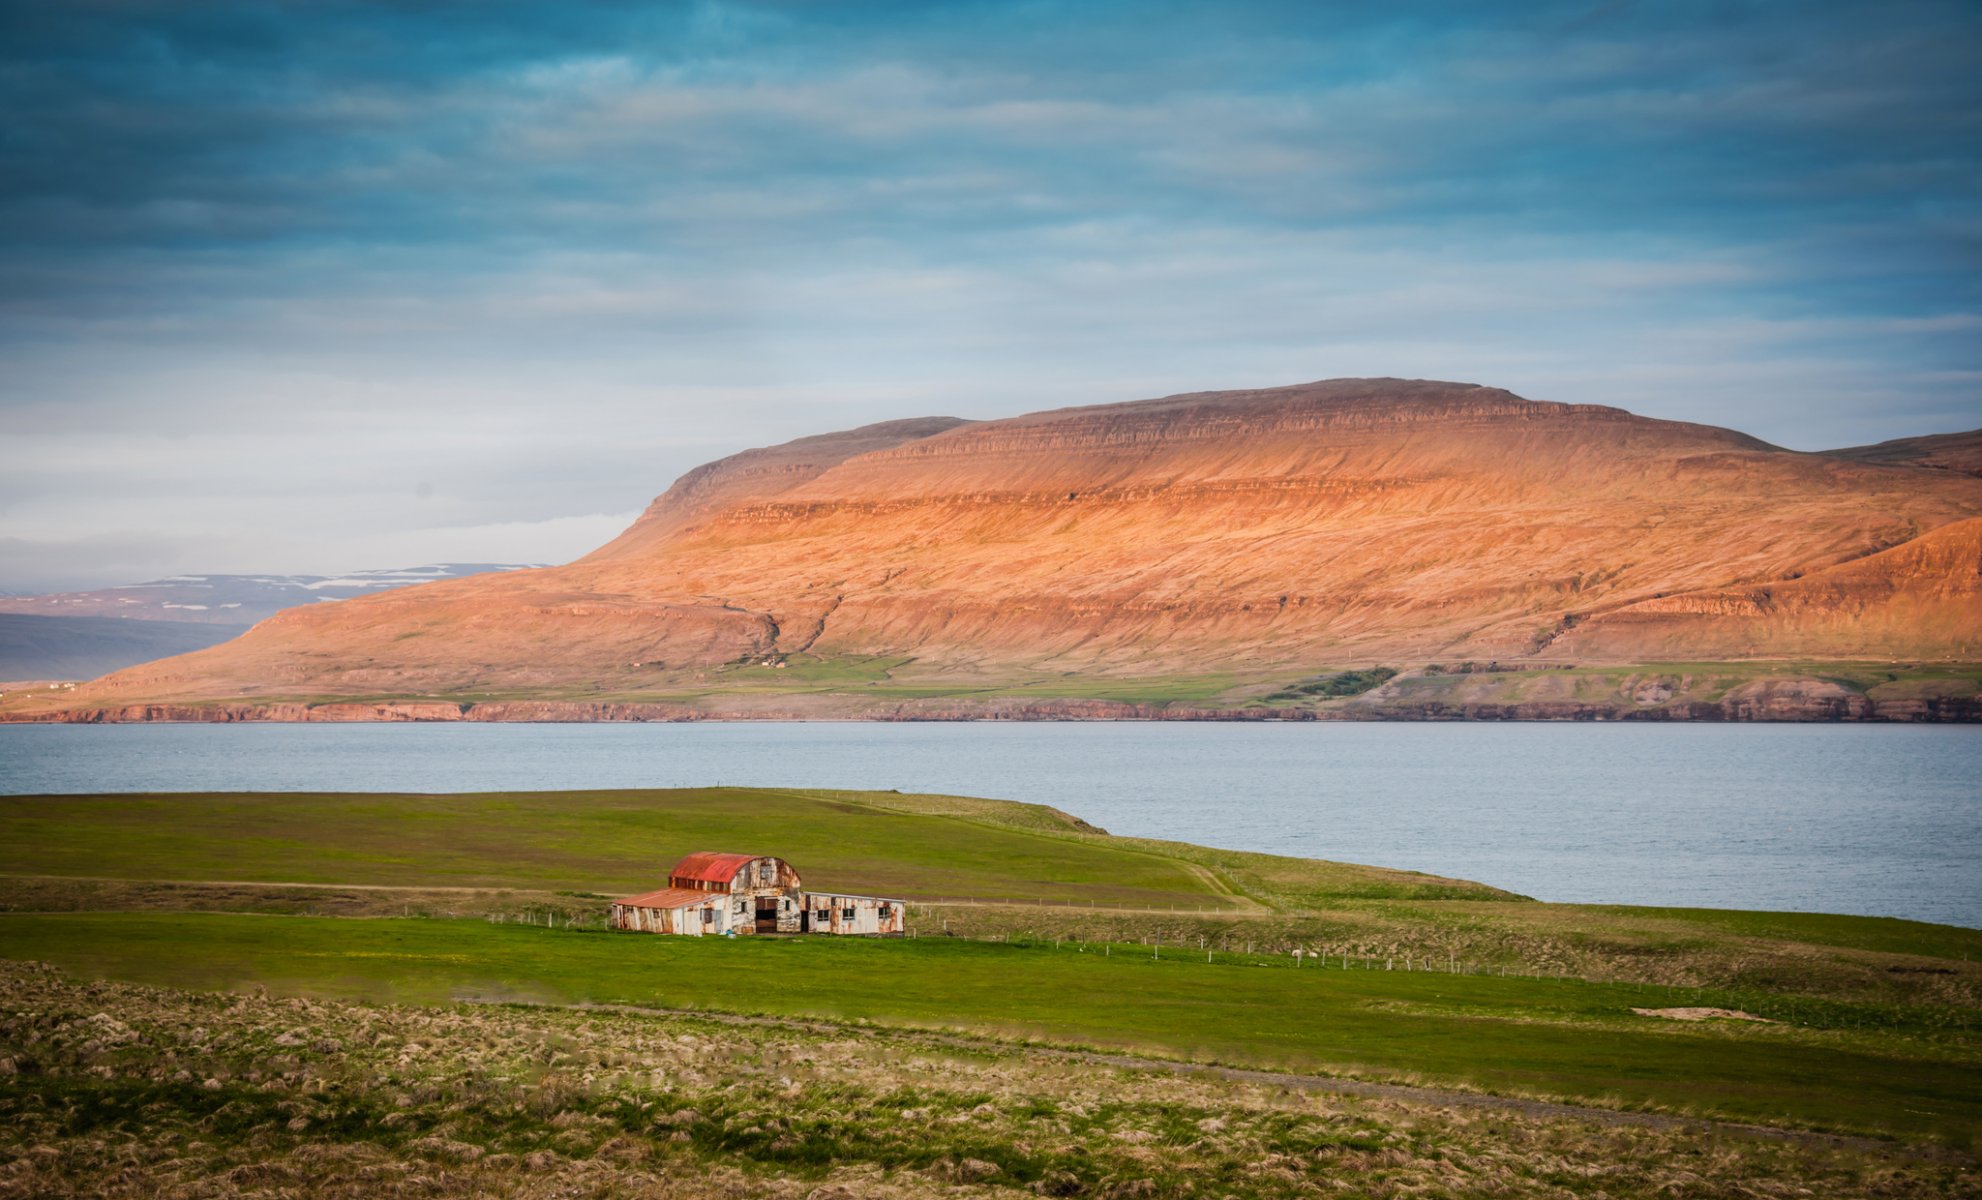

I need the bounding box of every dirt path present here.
[527,1000,1965,1164]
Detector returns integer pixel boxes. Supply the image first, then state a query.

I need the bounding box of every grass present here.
[5,787,1980,995]
[0,788,1252,906]
[1260,668,1399,705]
[100,659,1264,710]
[1,912,1978,1147]
[0,784,1977,1184]
[9,960,1968,1200]
[8,645,1980,719]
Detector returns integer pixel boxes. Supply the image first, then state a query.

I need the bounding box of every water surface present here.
[2,722,1975,927]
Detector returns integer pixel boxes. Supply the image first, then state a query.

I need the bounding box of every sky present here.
[3,1,1979,591]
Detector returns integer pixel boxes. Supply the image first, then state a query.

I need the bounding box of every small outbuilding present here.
[610,852,904,937]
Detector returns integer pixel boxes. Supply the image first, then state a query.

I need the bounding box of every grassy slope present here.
[0,788,1503,905]
[1,913,1978,1147]
[4,787,1978,983]
[0,788,1976,1149]
[14,652,1975,717]
[0,789,1252,906]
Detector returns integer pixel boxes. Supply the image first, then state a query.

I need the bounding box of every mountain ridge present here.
[0,564,544,627]
[7,378,1980,721]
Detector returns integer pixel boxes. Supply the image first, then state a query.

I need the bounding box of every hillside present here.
[9,378,1982,721]
[1828,428,1982,477]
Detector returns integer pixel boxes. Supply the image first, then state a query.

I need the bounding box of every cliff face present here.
[1551,517,1982,662]
[21,378,1982,715]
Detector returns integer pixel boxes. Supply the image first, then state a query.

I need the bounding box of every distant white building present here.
[610,852,904,937]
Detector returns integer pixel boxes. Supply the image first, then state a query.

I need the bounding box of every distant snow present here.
[4,565,544,624]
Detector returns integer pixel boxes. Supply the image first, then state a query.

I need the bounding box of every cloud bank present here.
[2,1,1978,588]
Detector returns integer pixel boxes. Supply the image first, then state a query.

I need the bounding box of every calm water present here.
[2,723,1977,927]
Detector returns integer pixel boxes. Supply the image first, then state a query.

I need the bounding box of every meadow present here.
[0,912,1977,1146]
[0,788,1253,906]
[9,959,1974,1200]
[0,786,1977,1196]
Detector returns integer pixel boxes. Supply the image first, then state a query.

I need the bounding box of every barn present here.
[609,852,905,937]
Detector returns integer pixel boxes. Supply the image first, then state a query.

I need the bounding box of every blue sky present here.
[3,1,1979,589]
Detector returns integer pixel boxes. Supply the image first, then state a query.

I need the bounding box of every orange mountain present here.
[18,379,1982,720]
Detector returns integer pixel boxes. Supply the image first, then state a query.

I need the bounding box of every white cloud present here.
[2,1,1977,589]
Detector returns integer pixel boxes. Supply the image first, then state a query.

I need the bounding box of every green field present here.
[0,786,1977,1167]
[1,912,1978,1146]
[0,788,1259,906]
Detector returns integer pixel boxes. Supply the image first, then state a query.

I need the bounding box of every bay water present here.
[1,722,1976,927]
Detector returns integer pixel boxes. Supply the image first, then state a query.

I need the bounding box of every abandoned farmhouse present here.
[611,852,906,937]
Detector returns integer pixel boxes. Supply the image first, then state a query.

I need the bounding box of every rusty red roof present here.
[613,887,721,910]
[667,851,761,885]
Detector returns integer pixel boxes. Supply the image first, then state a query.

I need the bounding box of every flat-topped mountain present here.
[11,379,1982,721]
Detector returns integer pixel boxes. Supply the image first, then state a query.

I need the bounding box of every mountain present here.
[0,565,541,682]
[0,564,545,628]
[1825,429,1982,478]
[8,379,1981,721]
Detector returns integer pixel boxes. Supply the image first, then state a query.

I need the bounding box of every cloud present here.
[0,0,1978,589]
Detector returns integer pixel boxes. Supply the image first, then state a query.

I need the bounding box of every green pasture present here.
[1,911,1977,1146]
[0,788,1240,906]
[0,787,1979,1152]
[163,660,1262,708]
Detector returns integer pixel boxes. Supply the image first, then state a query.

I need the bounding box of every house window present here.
[878,904,892,917]
[701,908,715,925]
[759,861,774,883]
[842,907,856,921]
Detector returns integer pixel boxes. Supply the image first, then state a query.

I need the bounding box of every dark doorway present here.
[755,899,779,934]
